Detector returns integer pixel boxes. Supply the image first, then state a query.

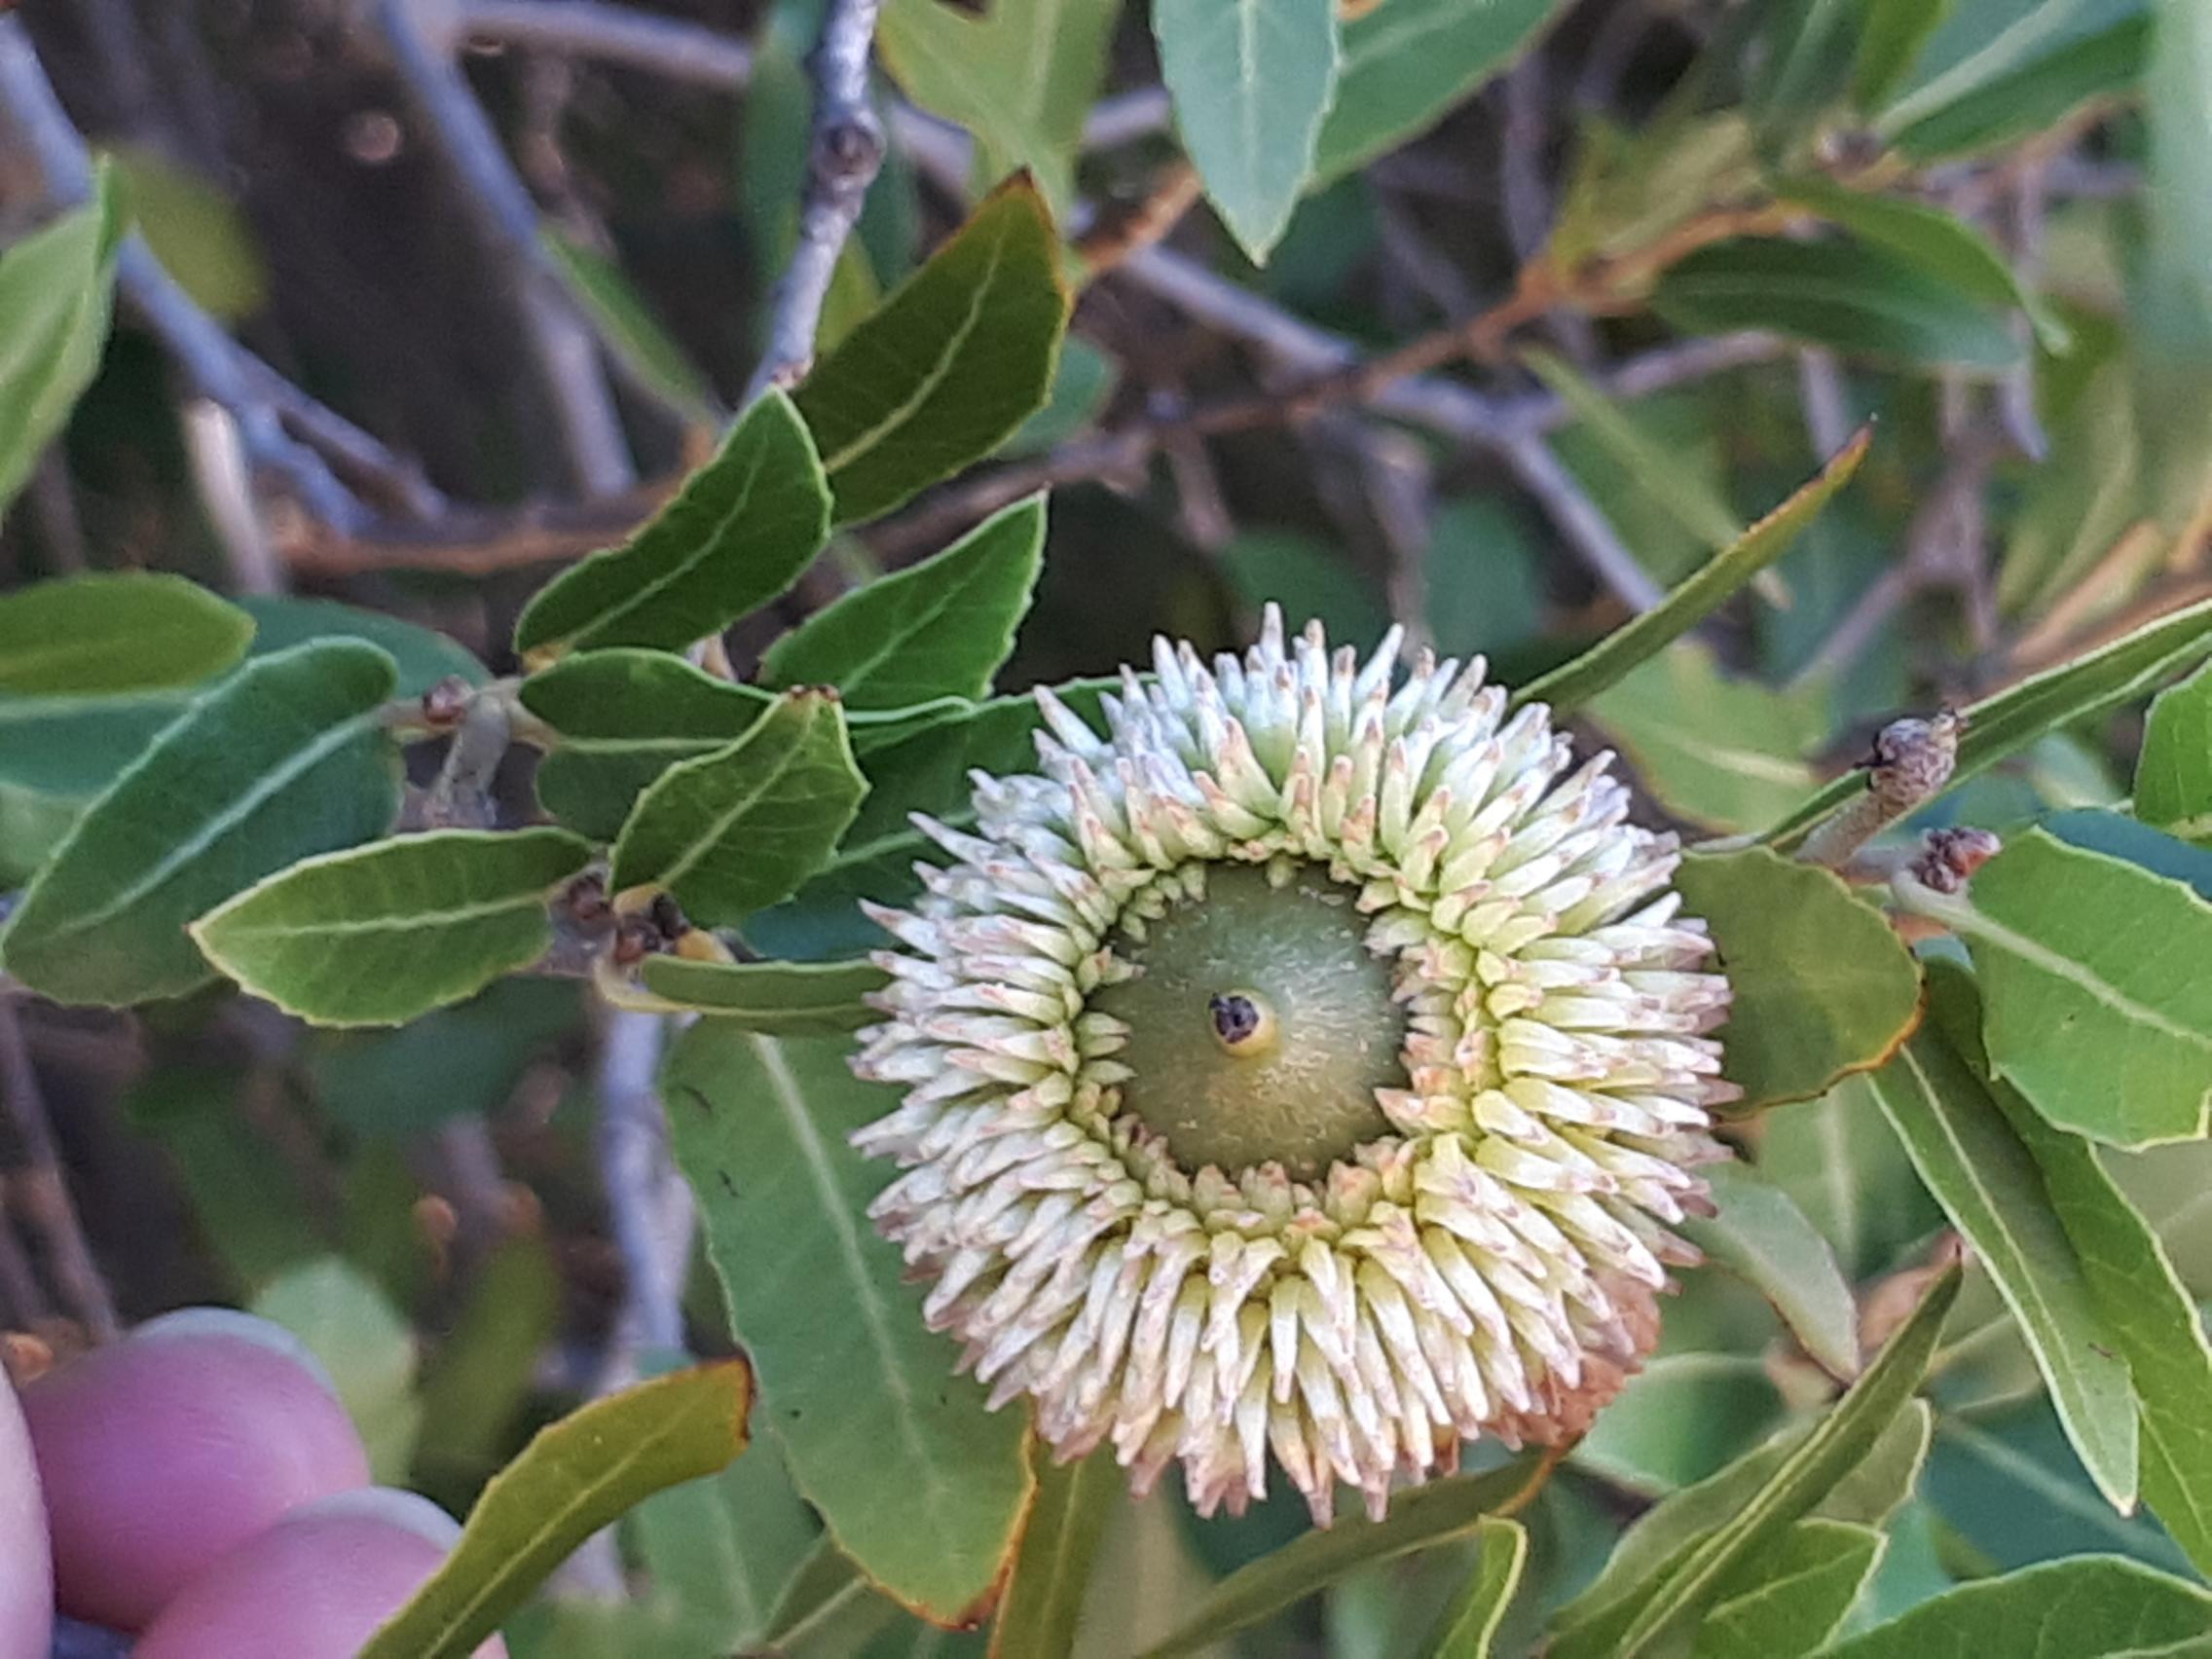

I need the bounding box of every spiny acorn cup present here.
[851,608,1735,1523]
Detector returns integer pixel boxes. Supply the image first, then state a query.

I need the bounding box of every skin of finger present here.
[0,1373,53,1659]
[132,1489,507,1659]
[19,1310,371,1631]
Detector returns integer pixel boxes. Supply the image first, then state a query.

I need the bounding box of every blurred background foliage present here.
[0,0,2209,1653]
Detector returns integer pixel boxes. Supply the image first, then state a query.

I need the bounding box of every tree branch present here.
[459,0,754,88]
[374,0,636,497]
[742,0,885,403]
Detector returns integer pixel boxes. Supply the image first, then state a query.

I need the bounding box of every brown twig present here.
[743,0,885,402]
[1074,160,1203,279]
[0,1001,117,1343]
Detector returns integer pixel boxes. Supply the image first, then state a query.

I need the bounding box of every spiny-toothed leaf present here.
[609,689,866,924]
[0,571,251,696]
[793,178,1069,525]
[513,389,829,662]
[0,641,402,1006]
[761,496,1046,710]
[192,828,593,1027]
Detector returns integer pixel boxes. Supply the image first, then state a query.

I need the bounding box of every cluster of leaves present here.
[3,0,2212,1655]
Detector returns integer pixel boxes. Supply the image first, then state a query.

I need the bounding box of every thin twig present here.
[0,1196,46,1331]
[1797,712,1964,870]
[374,0,635,496]
[0,1001,118,1344]
[743,0,885,403]
[459,0,753,87]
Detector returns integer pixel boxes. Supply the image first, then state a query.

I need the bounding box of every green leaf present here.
[240,596,487,699]
[0,691,195,883]
[793,177,1069,526]
[522,649,777,839]
[1759,1073,1943,1282]
[987,1449,1118,1659]
[2137,661,2212,842]
[1856,0,1956,109]
[1155,0,1340,264]
[2043,808,2212,902]
[191,828,592,1027]
[634,956,888,1031]
[609,689,866,925]
[1824,1555,2212,1658]
[0,571,251,696]
[513,389,830,662]
[1865,1023,2140,1511]
[1908,828,2212,1147]
[1220,530,1388,645]
[107,143,266,321]
[1550,1261,1961,1659]
[662,1028,1035,1623]
[0,162,127,517]
[1518,425,1870,715]
[1312,0,1567,184]
[0,641,401,1006]
[1766,595,2212,847]
[1773,175,2071,352]
[1651,237,2024,370]
[1586,645,1825,834]
[1558,1402,1932,1639]
[1694,1519,1886,1659]
[308,979,581,1140]
[1575,1354,1788,1496]
[1422,498,1546,662]
[1523,350,1744,550]
[361,1362,754,1659]
[1998,1071,2212,1579]
[877,0,1118,211]
[542,225,719,424]
[251,1256,421,1483]
[412,1237,562,1487]
[1001,337,1118,458]
[1426,1517,1528,1658]
[1673,847,1923,1111]
[1876,0,2152,161]
[1138,1455,1551,1658]
[1682,1161,1862,1379]
[761,497,1046,710]
[626,1427,816,1653]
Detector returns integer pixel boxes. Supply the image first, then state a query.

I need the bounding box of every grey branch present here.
[593,1008,692,1390]
[743,0,886,404]
[375,0,636,497]
[0,19,438,534]
[0,1000,118,1344]
[460,0,754,88]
